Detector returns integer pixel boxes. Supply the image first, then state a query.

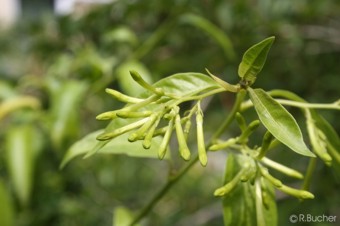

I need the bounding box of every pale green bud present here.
[175,114,191,161]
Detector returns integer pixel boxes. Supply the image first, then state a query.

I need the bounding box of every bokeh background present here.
[0,1,339,225]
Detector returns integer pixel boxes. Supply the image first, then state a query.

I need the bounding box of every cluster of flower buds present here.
[95,70,209,166]
[213,152,314,201]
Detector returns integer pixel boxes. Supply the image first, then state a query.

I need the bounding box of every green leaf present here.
[147,72,219,97]
[5,125,42,206]
[60,118,170,168]
[238,37,275,85]
[248,88,315,157]
[113,206,140,226]
[222,154,277,226]
[0,180,14,226]
[49,80,88,149]
[179,13,235,60]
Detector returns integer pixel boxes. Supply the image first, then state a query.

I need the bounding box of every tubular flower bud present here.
[105,88,144,103]
[214,168,246,196]
[117,111,153,118]
[96,118,149,141]
[257,131,274,160]
[209,138,237,151]
[128,114,158,142]
[175,114,191,161]
[143,115,162,149]
[183,119,192,141]
[196,109,207,166]
[261,157,304,179]
[238,120,260,143]
[277,184,314,199]
[235,112,247,131]
[130,70,164,95]
[259,167,282,187]
[158,118,175,159]
[96,94,160,120]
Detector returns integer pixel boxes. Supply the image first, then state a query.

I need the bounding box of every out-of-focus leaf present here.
[0,180,14,226]
[0,81,16,100]
[60,119,170,168]
[102,26,138,46]
[0,96,41,120]
[238,37,275,85]
[222,154,277,226]
[180,13,235,60]
[113,206,140,226]
[248,88,314,157]
[5,124,42,206]
[116,61,152,96]
[49,80,88,149]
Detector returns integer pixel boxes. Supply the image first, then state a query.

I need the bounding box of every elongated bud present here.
[257,131,274,159]
[183,119,192,140]
[130,70,164,95]
[214,168,245,196]
[196,110,207,166]
[240,162,256,182]
[158,118,175,159]
[96,110,119,120]
[175,114,191,161]
[105,88,144,103]
[277,184,314,199]
[307,122,332,165]
[259,167,282,187]
[143,115,162,149]
[97,95,160,120]
[128,114,158,142]
[261,157,304,179]
[260,180,270,209]
[96,118,149,141]
[117,111,152,118]
[209,138,237,151]
[238,120,260,143]
[127,94,161,111]
[235,112,247,131]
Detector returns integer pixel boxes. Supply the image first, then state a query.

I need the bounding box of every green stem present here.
[212,89,247,141]
[275,99,340,110]
[128,90,246,225]
[302,158,317,191]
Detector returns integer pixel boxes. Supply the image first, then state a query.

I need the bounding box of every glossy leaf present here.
[60,118,170,168]
[222,154,277,226]
[0,180,14,226]
[238,37,275,85]
[147,72,219,97]
[5,125,42,206]
[248,88,314,157]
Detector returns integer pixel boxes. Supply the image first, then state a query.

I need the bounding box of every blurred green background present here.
[0,1,339,225]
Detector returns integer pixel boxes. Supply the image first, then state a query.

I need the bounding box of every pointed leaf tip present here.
[238,36,275,85]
